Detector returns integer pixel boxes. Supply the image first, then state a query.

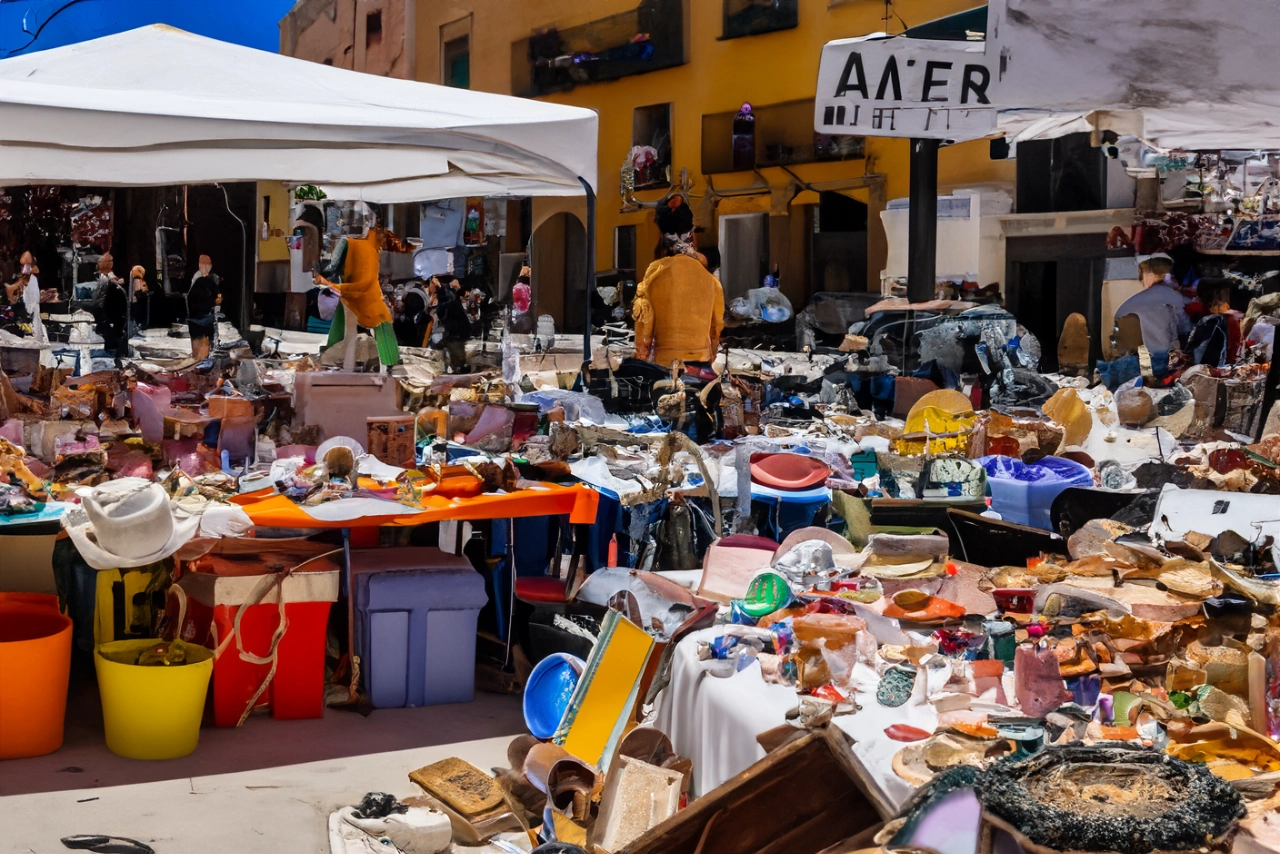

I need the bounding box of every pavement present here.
[0,734,518,854]
[0,661,528,853]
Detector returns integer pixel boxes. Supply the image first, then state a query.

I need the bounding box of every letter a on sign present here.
[835,51,869,99]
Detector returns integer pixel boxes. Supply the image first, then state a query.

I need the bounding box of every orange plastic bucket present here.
[0,592,72,760]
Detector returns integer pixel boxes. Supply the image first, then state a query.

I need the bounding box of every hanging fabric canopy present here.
[0,24,598,200]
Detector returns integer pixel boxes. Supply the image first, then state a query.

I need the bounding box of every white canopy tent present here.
[0,25,597,198]
[0,24,600,349]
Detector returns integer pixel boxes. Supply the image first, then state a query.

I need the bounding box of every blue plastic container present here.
[978,455,1093,530]
[351,547,489,708]
[523,652,584,739]
[750,483,832,541]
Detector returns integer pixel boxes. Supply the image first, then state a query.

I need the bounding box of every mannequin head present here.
[98,253,113,275]
[198,255,212,277]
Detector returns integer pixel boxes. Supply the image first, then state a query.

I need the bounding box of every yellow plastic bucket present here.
[95,639,213,760]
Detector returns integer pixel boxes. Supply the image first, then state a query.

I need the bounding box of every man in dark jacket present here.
[96,274,130,367]
[187,254,222,360]
[430,276,471,373]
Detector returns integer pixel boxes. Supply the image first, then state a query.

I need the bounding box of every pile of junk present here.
[6,284,1280,854]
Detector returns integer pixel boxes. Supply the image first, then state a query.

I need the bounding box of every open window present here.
[441,16,472,89]
[631,103,672,189]
[721,0,798,40]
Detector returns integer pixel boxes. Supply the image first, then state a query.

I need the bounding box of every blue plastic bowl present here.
[523,652,585,740]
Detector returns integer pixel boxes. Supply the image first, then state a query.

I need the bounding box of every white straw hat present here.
[62,478,201,570]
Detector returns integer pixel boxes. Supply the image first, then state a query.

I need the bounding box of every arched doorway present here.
[529,212,586,334]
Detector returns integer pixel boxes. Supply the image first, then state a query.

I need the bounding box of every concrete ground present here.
[0,660,527,852]
[0,735,518,854]
[1,659,526,797]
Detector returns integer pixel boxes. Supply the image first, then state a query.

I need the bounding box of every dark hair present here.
[701,246,721,273]
[654,197,694,237]
[1139,257,1174,279]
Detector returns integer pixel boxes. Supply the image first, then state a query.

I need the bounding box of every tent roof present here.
[0,24,598,201]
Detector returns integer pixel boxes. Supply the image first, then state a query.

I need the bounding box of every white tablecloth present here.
[653,627,797,797]
[652,625,938,808]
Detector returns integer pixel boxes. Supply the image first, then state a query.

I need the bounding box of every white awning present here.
[0,25,598,200]
[818,0,1280,151]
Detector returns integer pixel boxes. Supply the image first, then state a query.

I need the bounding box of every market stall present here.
[0,23,597,335]
[0,22,607,777]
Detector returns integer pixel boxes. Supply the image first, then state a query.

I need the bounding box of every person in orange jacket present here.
[632,197,724,366]
[315,220,399,366]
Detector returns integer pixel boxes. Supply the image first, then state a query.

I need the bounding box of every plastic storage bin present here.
[750,483,832,541]
[95,639,213,759]
[351,547,488,708]
[168,568,339,727]
[979,455,1094,530]
[0,593,72,759]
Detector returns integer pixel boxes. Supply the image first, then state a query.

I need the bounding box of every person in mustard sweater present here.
[632,197,724,366]
[315,224,399,366]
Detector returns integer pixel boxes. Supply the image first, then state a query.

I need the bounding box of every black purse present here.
[582,358,665,413]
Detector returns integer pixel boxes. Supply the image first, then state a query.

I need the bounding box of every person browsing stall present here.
[187,254,222,360]
[632,197,725,366]
[1112,252,1189,358]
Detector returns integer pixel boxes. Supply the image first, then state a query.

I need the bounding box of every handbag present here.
[582,358,662,414]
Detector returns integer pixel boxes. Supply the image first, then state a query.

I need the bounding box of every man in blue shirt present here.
[1113,253,1189,357]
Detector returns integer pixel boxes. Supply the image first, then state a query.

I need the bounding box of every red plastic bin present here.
[168,569,339,727]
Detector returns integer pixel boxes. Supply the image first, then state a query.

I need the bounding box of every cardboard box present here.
[367,415,416,469]
[207,394,254,419]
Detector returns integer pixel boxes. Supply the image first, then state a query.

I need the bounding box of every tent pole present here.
[579,177,596,364]
[907,138,939,303]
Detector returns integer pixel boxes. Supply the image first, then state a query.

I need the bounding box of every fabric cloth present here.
[326,306,399,366]
[1113,280,1188,357]
[22,272,44,343]
[632,255,725,365]
[232,481,599,529]
[1187,314,1230,367]
[420,198,464,248]
[333,233,393,330]
[652,626,797,798]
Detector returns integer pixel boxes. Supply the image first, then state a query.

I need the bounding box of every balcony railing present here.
[720,0,798,40]
[512,0,686,98]
[701,99,864,174]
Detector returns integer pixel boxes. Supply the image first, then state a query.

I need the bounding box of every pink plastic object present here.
[0,418,23,445]
[132,383,173,444]
[162,438,220,476]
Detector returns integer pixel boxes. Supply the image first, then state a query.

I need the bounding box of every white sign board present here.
[815,35,998,140]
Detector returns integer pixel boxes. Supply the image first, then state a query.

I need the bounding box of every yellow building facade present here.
[405,0,1014,325]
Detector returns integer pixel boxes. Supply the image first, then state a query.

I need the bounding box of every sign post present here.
[815,34,997,299]
[908,138,940,302]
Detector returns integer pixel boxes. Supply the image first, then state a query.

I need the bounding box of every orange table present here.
[232,482,600,529]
